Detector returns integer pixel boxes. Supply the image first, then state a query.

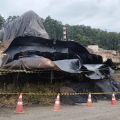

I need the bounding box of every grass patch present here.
[0,82,64,107]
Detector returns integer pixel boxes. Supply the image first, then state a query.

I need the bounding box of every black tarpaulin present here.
[1,36,105,75]
[3,36,103,64]
[54,59,81,73]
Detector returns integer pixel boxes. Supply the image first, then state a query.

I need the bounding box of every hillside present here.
[44,16,120,50]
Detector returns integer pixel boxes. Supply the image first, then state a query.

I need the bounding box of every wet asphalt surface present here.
[0,101,120,120]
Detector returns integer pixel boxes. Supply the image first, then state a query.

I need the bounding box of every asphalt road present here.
[0,101,120,120]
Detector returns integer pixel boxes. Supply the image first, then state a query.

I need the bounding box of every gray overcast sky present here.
[0,0,120,32]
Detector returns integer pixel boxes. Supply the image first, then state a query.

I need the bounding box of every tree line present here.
[0,14,120,50]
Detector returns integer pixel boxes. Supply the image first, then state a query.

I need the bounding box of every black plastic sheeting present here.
[2,36,103,72]
[0,36,120,104]
[60,78,120,105]
[3,36,103,64]
[1,36,113,77]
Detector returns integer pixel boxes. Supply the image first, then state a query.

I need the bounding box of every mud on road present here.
[0,101,120,120]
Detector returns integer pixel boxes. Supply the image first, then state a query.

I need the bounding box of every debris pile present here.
[0,11,120,104]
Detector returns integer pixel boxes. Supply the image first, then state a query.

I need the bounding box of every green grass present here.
[0,83,64,107]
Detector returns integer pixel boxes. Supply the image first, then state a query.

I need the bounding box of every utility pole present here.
[63,26,68,41]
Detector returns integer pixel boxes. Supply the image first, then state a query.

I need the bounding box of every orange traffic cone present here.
[111,93,117,106]
[87,93,92,107]
[15,93,24,113]
[53,93,60,112]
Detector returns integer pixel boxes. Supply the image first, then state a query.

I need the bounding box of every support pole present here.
[51,71,54,83]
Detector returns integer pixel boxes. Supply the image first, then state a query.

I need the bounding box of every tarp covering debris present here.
[2,36,103,73]
[1,35,119,97]
[0,11,120,104]
[0,11,49,50]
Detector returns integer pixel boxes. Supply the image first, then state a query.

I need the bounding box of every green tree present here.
[0,14,5,29]
[6,16,19,23]
[44,16,63,40]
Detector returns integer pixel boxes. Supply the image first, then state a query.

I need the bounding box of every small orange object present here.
[87,93,92,107]
[111,93,117,106]
[15,93,24,113]
[53,94,61,112]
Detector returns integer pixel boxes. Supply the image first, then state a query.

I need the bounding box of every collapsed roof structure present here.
[0,11,120,104]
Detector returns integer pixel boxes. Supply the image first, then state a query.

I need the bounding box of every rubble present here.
[0,11,120,105]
